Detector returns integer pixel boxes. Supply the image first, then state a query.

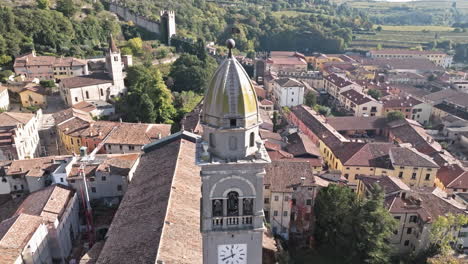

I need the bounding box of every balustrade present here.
[212,215,253,229]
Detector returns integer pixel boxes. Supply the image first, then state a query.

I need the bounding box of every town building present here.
[385,72,427,86]
[266,51,308,73]
[276,71,324,91]
[0,85,9,111]
[0,111,42,161]
[361,58,443,74]
[272,78,305,108]
[358,176,466,255]
[452,81,468,93]
[64,153,140,201]
[59,36,126,107]
[338,89,382,117]
[72,100,115,118]
[382,96,432,125]
[367,49,453,68]
[53,108,171,155]
[12,184,80,263]
[323,73,363,100]
[13,51,88,81]
[264,160,328,240]
[434,164,468,194]
[103,123,171,154]
[0,213,52,264]
[0,157,64,197]
[18,83,48,108]
[287,106,442,188]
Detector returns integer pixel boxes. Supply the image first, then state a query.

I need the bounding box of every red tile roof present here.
[382,96,423,108]
[340,89,373,105]
[436,164,465,188]
[265,160,316,192]
[369,49,446,55]
[96,133,202,264]
[324,74,354,88]
[61,73,112,89]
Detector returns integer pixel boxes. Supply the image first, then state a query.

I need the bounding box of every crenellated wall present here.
[109,2,161,34]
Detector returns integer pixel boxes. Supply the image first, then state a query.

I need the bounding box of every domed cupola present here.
[201,39,262,160]
[202,39,260,129]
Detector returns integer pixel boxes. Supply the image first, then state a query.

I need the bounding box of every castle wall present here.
[109,3,161,34]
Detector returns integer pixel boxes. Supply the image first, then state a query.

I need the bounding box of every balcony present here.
[212,215,253,230]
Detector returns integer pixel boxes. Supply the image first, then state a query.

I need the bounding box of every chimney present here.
[158,133,162,139]
[119,118,122,123]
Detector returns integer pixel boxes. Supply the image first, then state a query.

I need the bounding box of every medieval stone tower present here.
[106,35,125,95]
[197,39,270,264]
[160,10,176,45]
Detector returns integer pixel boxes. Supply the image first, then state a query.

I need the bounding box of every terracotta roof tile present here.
[327,116,387,131]
[286,132,321,158]
[382,96,423,108]
[0,112,34,127]
[97,134,202,264]
[436,164,465,188]
[61,73,112,89]
[265,160,316,192]
[105,123,171,145]
[340,89,374,105]
[324,74,354,88]
[5,157,60,177]
[0,214,43,250]
[14,185,74,223]
[389,147,439,168]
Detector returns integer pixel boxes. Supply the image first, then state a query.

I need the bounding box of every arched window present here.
[243,198,253,215]
[229,136,237,150]
[209,133,215,148]
[249,132,255,147]
[212,199,223,217]
[85,91,89,99]
[100,89,104,96]
[227,191,239,216]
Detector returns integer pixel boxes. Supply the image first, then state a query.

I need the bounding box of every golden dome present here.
[202,40,259,129]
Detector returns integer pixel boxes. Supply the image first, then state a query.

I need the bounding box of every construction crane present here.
[78,126,117,248]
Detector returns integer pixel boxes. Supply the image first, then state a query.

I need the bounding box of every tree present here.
[272,111,279,132]
[367,89,381,100]
[314,105,331,116]
[386,111,405,122]
[128,37,143,55]
[56,0,77,17]
[314,185,396,263]
[121,47,132,56]
[169,53,217,93]
[304,92,317,107]
[376,43,383,50]
[93,1,104,13]
[37,0,49,10]
[0,70,13,82]
[430,213,468,256]
[121,65,176,124]
[0,55,12,65]
[376,25,382,32]
[40,80,55,88]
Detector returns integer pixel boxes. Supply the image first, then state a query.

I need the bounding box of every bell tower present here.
[197,39,270,264]
[106,34,125,95]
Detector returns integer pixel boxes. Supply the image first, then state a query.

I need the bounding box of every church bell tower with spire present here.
[197,39,270,264]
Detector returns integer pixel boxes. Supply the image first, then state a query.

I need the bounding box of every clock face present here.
[217,244,247,264]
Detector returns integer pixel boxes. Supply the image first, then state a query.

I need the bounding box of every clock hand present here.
[221,254,234,261]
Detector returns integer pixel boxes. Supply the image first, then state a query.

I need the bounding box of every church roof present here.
[96,132,203,264]
[202,40,259,128]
